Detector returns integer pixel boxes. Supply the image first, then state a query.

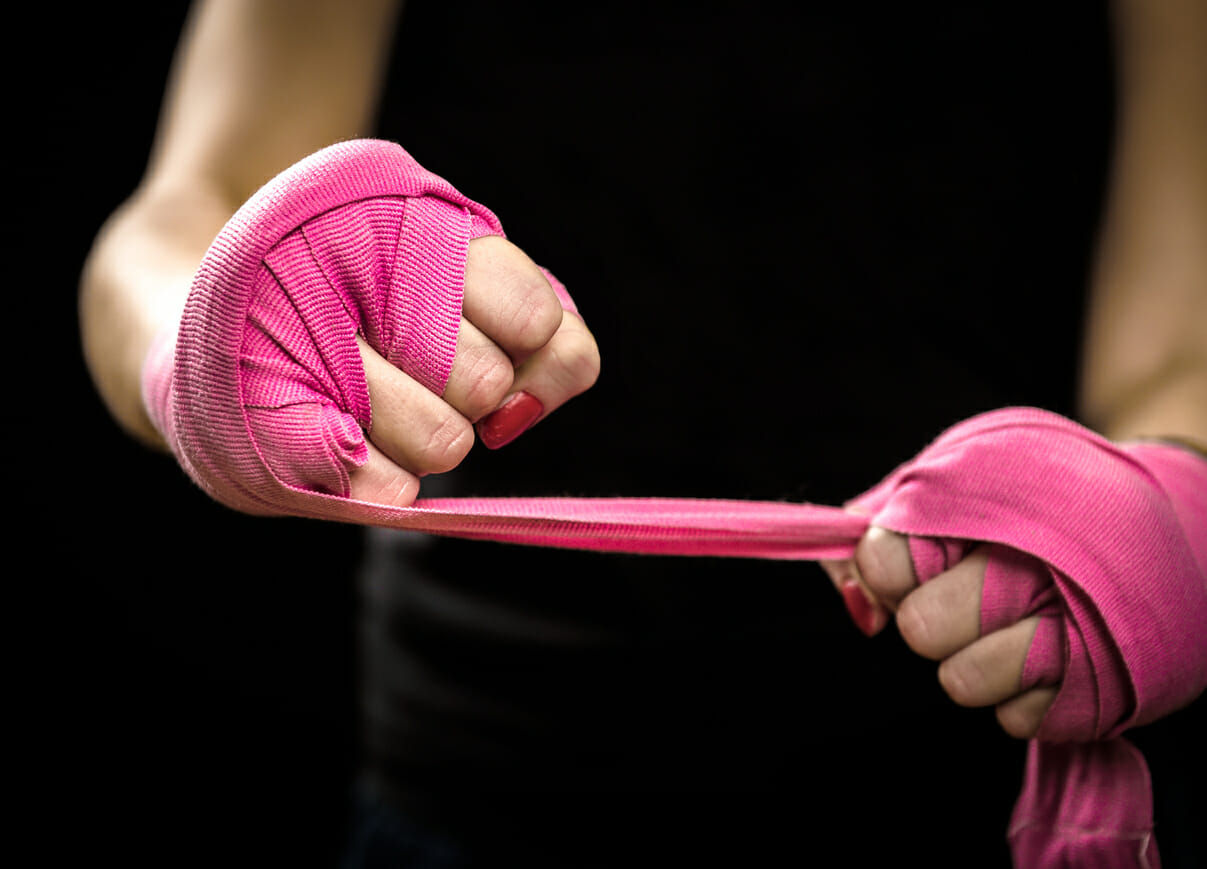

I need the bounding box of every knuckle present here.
[896,596,941,659]
[361,465,419,508]
[543,321,603,391]
[506,274,564,351]
[416,414,474,473]
[548,326,602,395]
[855,526,914,604]
[996,704,1041,740]
[460,348,515,419]
[937,658,977,707]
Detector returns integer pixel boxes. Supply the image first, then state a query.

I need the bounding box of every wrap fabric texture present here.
[144,138,506,516]
[849,410,1207,869]
[142,140,1206,867]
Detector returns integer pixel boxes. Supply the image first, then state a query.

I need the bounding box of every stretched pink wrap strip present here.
[143,140,1207,867]
[141,138,861,556]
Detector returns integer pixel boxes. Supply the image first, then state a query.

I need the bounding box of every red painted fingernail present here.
[477,392,544,449]
[841,580,880,637]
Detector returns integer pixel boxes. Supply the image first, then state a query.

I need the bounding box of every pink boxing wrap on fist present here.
[850,407,1207,868]
[142,139,573,520]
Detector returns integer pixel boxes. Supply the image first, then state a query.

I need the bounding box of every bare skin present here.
[823,0,1207,740]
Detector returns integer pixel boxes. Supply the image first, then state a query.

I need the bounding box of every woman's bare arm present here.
[1080,0,1207,449]
[80,0,402,446]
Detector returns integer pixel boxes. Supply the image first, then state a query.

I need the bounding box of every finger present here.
[995,686,1059,740]
[358,336,474,475]
[441,316,516,422]
[819,557,889,637]
[347,439,422,507]
[895,548,989,659]
[476,309,601,450]
[510,307,599,404]
[937,616,1042,707]
[853,525,918,612]
[463,235,564,363]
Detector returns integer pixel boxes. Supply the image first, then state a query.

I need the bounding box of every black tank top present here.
[359,1,1123,863]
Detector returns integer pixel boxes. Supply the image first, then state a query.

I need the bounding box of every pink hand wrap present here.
[850,408,1207,868]
[143,141,1206,867]
[143,139,579,519]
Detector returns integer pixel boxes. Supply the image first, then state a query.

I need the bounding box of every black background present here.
[10,1,1204,866]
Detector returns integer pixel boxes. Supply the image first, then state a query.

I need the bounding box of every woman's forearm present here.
[80,184,234,447]
[77,0,402,447]
[1080,0,1207,449]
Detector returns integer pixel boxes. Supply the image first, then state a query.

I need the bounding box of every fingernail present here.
[477,392,544,449]
[841,580,881,637]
